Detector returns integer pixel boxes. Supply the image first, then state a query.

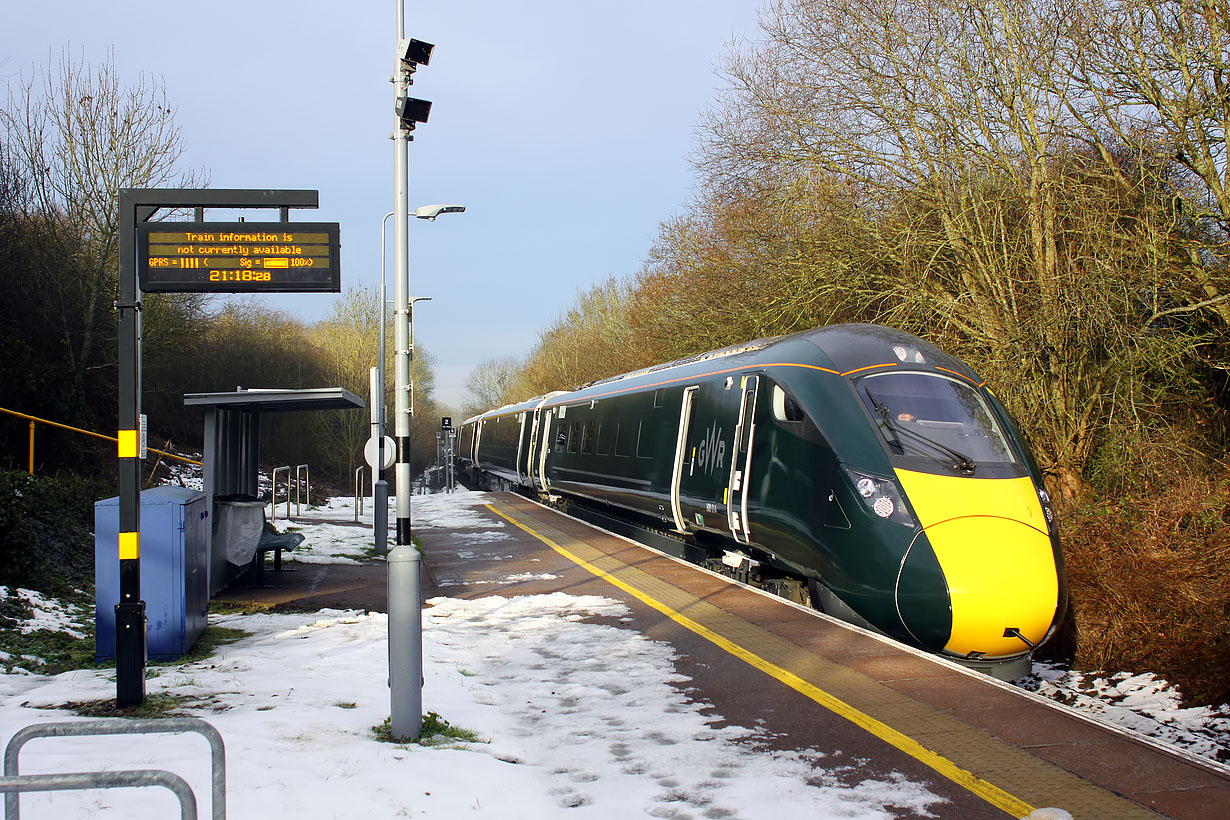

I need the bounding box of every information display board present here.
[137,222,341,293]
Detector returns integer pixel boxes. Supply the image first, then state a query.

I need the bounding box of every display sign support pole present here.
[115,188,324,708]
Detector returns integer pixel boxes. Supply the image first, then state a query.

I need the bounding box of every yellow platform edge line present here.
[487,503,1036,818]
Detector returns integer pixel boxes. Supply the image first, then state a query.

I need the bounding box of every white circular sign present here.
[364,435,396,470]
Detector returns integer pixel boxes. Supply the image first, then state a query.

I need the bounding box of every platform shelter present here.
[184,387,364,594]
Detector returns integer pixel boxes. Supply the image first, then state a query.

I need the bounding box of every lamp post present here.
[406,295,431,487]
[373,210,394,555]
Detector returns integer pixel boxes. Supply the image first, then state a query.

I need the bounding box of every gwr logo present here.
[695,420,726,474]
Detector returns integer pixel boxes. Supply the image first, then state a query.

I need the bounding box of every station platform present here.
[219,492,1230,819]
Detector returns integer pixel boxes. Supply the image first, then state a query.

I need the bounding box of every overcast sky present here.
[3,1,764,410]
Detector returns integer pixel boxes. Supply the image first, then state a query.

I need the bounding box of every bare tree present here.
[462,356,525,417]
[519,277,640,395]
[688,0,1214,498]
[1062,0,1230,326]
[309,287,384,480]
[306,286,439,484]
[1,51,206,404]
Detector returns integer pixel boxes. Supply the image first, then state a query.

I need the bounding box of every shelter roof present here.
[184,387,364,413]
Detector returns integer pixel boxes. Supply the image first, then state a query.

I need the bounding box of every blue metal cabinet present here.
[95,487,209,661]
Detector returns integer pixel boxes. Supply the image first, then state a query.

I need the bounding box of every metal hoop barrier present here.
[295,464,310,515]
[0,770,197,820]
[270,465,291,522]
[3,718,225,820]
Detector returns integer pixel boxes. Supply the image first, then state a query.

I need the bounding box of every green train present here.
[457,324,1067,679]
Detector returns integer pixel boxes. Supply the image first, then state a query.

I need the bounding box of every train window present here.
[567,422,580,453]
[772,385,805,423]
[581,420,596,454]
[636,419,657,459]
[857,372,1018,467]
[614,422,630,457]
[595,422,609,455]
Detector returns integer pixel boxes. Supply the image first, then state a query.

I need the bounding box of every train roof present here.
[463,324,982,419]
[575,324,978,395]
[800,324,977,381]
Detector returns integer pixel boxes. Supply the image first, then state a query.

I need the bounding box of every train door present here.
[536,407,555,492]
[513,412,527,485]
[668,386,701,532]
[727,375,761,544]
[526,409,541,488]
[526,393,565,493]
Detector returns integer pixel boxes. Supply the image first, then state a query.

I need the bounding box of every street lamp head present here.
[412,204,466,222]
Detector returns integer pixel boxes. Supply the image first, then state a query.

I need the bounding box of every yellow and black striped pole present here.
[115,191,149,708]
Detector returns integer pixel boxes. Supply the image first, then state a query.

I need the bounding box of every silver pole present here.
[387,545,422,739]
[389,0,422,742]
[375,211,393,555]
[393,0,412,554]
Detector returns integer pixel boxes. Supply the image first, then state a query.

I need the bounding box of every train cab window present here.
[581,420,596,454]
[857,372,1018,467]
[771,385,805,423]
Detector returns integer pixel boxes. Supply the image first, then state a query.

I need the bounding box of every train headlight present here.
[844,468,915,528]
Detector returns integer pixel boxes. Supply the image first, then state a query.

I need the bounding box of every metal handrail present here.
[295,464,309,516]
[4,717,225,819]
[1,770,197,819]
[270,466,291,522]
[0,406,202,473]
[354,466,365,522]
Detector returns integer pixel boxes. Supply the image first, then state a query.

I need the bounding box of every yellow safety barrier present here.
[0,407,202,473]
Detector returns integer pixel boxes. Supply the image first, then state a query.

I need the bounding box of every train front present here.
[838,341,1066,679]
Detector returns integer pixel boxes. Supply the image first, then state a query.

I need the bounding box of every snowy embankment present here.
[0,489,1224,819]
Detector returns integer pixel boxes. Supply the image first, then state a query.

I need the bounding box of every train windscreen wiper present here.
[866,390,977,474]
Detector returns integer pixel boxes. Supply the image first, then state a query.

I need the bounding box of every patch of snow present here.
[0,587,87,639]
[1024,809,1074,820]
[436,572,561,588]
[0,595,946,818]
[1019,663,1230,764]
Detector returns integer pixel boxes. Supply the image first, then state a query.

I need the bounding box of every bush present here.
[1062,475,1230,706]
[0,469,114,594]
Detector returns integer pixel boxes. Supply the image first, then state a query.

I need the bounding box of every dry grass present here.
[1061,475,1230,706]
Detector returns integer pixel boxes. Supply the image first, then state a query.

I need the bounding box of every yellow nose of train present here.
[895,470,1060,659]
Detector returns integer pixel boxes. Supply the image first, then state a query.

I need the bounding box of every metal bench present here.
[253,528,304,582]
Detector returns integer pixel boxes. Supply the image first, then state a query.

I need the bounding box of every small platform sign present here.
[137,222,341,293]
